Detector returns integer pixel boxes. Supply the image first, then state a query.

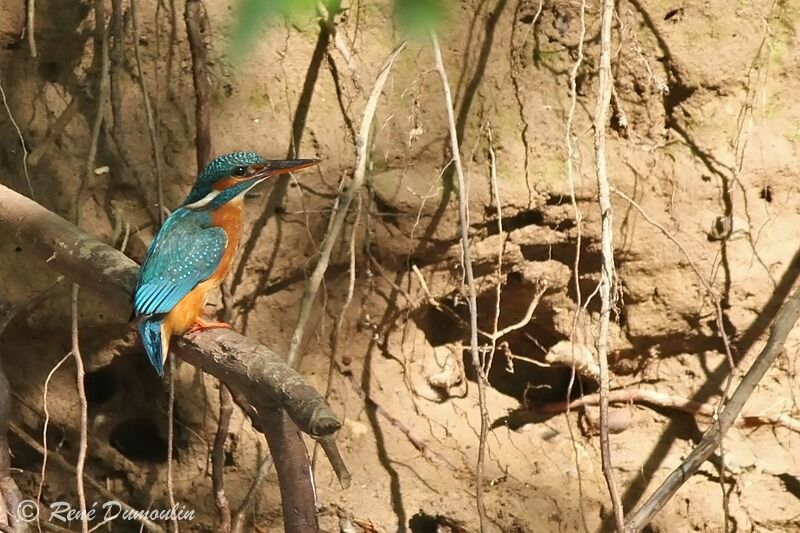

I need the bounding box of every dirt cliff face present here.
[1,0,799,530]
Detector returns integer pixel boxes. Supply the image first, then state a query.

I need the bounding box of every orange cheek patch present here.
[212,176,241,191]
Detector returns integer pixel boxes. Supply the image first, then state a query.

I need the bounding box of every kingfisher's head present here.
[183,151,318,208]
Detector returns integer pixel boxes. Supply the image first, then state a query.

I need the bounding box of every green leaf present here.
[394,0,445,35]
[229,0,331,59]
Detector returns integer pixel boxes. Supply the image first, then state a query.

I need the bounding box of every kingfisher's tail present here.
[138,319,168,376]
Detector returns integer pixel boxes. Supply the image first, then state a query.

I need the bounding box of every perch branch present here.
[623,287,800,531]
[431,32,488,532]
[0,183,345,533]
[185,2,222,527]
[285,42,406,369]
[592,0,624,528]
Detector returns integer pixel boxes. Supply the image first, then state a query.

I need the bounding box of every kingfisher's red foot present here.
[188,317,232,334]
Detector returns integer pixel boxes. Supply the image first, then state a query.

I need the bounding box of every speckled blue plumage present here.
[134,208,226,316]
[133,151,266,375]
[134,208,227,374]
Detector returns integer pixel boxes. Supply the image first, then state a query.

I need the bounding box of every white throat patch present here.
[183,190,221,209]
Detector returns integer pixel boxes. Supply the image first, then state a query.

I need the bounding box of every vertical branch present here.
[109,0,125,134]
[486,126,503,374]
[185,5,234,527]
[36,353,71,527]
[0,335,28,531]
[0,79,34,198]
[564,0,590,530]
[166,358,179,532]
[430,33,489,532]
[185,0,212,171]
[26,0,37,58]
[68,4,108,531]
[254,410,318,533]
[285,42,406,369]
[212,386,233,533]
[593,0,624,530]
[130,0,166,223]
[70,286,89,533]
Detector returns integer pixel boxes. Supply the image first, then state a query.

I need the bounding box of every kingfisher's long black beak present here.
[249,159,319,181]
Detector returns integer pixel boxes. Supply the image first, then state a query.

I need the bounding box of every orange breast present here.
[208,198,244,284]
[162,199,244,337]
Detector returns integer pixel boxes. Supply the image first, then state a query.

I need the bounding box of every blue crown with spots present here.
[183,151,267,205]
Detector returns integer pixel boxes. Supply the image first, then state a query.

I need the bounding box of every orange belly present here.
[161,199,244,340]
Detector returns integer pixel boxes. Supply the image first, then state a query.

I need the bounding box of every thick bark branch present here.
[0,183,340,438]
[0,183,345,532]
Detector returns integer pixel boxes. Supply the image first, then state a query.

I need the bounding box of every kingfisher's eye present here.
[233,166,248,177]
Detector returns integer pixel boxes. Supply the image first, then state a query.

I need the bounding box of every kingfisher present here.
[133,151,318,376]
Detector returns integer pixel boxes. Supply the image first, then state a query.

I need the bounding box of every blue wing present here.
[133,208,227,318]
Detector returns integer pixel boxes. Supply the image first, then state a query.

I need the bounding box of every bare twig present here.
[212,385,234,532]
[28,97,80,168]
[231,455,273,533]
[185,5,235,528]
[0,361,27,532]
[285,42,406,369]
[318,435,352,488]
[537,387,800,434]
[611,187,734,364]
[130,0,166,223]
[37,353,71,526]
[109,0,124,134]
[431,32,488,532]
[624,287,800,531]
[335,361,453,467]
[488,283,547,341]
[487,126,504,378]
[0,77,33,198]
[26,0,37,58]
[411,265,546,343]
[66,4,108,529]
[563,4,591,528]
[69,287,89,533]
[166,357,179,533]
[11,422,166,533]
[593,0,624,528]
